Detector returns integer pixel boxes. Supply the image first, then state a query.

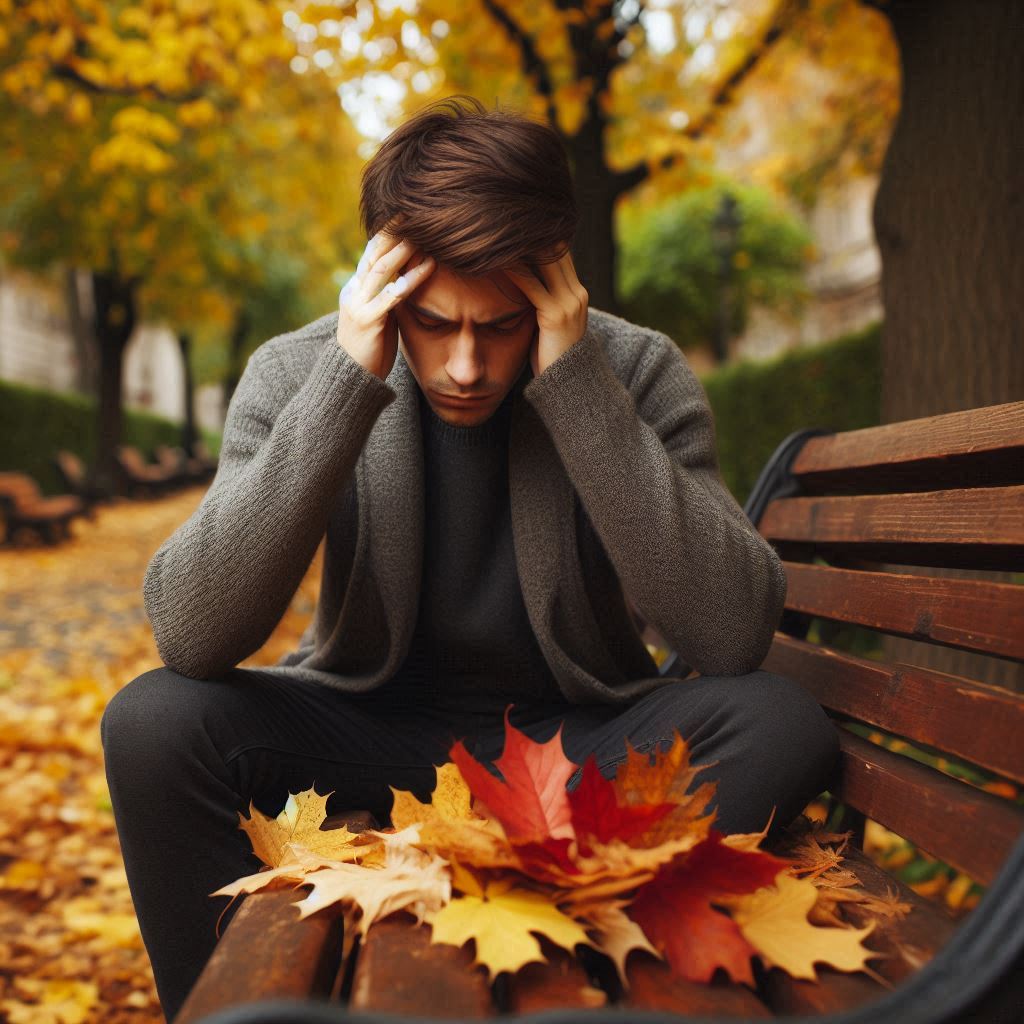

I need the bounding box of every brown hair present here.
[359,94,578,278]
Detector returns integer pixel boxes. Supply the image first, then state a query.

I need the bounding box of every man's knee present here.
[99,665,224,766]
[730,669,839,768]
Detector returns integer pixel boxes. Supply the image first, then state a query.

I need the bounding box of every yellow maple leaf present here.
[237,785,362,867]
[390,761,475,829]
[424,876,594,981]
[722,873,883,981]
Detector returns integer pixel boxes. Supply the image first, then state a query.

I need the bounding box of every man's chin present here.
[432,402,494,425]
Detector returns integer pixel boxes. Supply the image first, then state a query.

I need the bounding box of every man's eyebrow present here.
[407,301,531,326]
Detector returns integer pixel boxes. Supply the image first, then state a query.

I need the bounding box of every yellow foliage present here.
[111,106,181,145]
[46,25,75,61]
[178,98,218,129]
[90,134,175,175]
[2,978,99,1024]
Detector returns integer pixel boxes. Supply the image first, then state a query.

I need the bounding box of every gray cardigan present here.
[142,305,788,704]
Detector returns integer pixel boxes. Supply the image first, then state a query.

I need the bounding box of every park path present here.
[0,485,321,1023]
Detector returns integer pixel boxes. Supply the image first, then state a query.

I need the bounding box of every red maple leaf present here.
[513,836,580,877]
[628,829,792,986]
[568,754,676,853]
[448,704,575,844]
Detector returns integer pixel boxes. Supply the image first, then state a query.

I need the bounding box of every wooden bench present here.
[115,445,184,497]
[53,449,111,519]
[176,399,1024,1023]
[155,444,215,486]
[0,470,86,545]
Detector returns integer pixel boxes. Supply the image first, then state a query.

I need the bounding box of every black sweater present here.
[377,364,565,713]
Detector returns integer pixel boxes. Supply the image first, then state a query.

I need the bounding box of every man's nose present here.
[445,330,486,383]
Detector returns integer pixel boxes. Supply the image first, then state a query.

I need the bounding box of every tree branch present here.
[687,0,810,141]
[480,0,560,133]
[612,0,810,199]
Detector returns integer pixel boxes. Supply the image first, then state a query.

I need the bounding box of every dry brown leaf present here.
[295,836,451,936]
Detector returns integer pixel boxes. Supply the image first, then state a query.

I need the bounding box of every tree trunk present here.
[91,268,138,496]
[871,0,1024,692]
[178,331,198,454]
[63,266,99,396]
[565,120,619,315]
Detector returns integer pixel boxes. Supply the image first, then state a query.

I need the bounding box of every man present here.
[100,95,840,1021]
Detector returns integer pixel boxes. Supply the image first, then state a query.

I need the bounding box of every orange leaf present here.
[611,731,720,847]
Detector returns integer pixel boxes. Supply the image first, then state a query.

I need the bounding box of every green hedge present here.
[700,320,882,507]
[0,379,222,496]
[2,322,878,501]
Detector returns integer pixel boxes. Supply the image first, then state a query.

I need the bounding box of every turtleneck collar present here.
[417,359,531,448]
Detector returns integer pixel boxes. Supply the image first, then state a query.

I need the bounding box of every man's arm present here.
[523,323,787,678]
[142,335,395,680]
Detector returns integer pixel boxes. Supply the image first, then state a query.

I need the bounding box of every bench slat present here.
[349,912,494,1017]
[779,560,1024,660]
[836,846,958,983]
[760,959,895,1015]
[624,957,773,1016]
[759,485,1024,571]
[175,888,344,1024]
[832,729,1024,886]
[502,939,607,1012]
[789,400,1024,495]
[763,633,1024,784]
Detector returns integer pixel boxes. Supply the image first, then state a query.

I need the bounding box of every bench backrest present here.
[730,400,1023,888]
[55,450,86,483]
[116,446,150,471]
[154,445,182,469]
[0,472,43,505]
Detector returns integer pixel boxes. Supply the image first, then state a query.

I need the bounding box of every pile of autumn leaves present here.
[213,710,883,988]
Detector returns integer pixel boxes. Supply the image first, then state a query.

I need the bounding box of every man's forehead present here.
[406,298,532,325]
[407,268,532,323]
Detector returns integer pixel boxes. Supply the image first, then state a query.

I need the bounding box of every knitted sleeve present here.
[142,337,395,680]
[522,322,788,678]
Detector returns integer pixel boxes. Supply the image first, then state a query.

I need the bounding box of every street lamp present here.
[711,191,741,365]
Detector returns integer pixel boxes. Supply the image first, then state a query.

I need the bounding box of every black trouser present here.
[99,665,840,1023]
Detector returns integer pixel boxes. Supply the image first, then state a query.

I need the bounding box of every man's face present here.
[393,260,538,426]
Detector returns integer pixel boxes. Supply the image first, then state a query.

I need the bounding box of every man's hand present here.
[338,221,436,380]
[504,246,589,378]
